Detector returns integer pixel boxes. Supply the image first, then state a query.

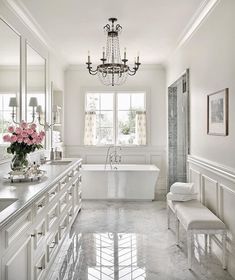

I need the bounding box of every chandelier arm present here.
[86,65,98,75]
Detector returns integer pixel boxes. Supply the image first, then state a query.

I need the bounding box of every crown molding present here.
[177,0,220,49]
[165,0,220,65]
[2,0,68,65]
[3,0,50,48]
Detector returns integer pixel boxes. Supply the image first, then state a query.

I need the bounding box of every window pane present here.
[86,93,99,111]
[118,94,130,110]
[100,94,113,110]
[131,93,145,110]
[118,111,136,145]
[99,111,113,127]
[98,128,113,145]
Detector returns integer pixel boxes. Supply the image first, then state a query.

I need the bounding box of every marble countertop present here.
[0,158,82,230]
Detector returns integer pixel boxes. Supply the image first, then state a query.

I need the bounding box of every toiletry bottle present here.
[50,148,54,161]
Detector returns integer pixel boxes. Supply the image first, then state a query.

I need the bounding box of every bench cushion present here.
[167,199,181,213]
[175,200,226,230]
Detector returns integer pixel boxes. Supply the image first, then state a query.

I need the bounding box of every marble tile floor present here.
[48,201,234,280]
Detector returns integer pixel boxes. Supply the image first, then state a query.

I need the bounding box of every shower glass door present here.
[168,70,189,189]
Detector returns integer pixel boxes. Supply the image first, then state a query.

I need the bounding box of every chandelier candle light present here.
[86,18,141,86]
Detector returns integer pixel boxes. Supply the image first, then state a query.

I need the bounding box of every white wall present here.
[166,0,235,169]
[64,65,167,198]
[166,0,235,277]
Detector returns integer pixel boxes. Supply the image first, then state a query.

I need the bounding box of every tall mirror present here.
[0,19,20,144]
[26,43,46,139]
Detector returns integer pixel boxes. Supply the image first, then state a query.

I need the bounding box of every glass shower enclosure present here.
[168,70,190,190]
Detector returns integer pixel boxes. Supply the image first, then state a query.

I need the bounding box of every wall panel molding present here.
[188,154,235,278]
[188,155,235,183]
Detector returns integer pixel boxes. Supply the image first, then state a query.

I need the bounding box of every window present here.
[0,93,16,144]
[85,91,146,146]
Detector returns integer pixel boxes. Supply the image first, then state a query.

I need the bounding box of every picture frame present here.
[207,88,229,136]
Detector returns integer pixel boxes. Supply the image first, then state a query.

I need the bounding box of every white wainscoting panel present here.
[188,155,235,279]
[188,168,201,201]
[201,175,218,215]
[65,145,167,199]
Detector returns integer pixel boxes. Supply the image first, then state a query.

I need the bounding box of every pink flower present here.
[3,134,11,142]
[39,131,45,138]
[22,131,28,138]
[20,122,28,129]
[27,129,34,135]
[8,126,14,133]
[36,136,42,144]
[23,137,29,144]
[17,136,23,143]
[32,138,37,144]
[30,123,37,130]
[10,135,17,143]
[15,127,22,134]
[32,132,38,139]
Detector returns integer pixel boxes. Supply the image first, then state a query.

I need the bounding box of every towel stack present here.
[167,182,197,201]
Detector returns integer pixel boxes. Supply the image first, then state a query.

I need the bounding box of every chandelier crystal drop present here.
[86,18,141,86]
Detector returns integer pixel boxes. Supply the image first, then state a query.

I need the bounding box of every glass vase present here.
[11,153,29,172]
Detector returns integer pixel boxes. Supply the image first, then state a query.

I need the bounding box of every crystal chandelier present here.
[86,18,141,86]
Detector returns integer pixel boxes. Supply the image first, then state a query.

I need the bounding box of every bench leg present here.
[222,232,227,270]
[176,218,180,246]
[167,203,170,230]
[187,231,193,270]
[205,234,208,252]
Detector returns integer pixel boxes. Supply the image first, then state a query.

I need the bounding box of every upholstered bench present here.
[167,199,227,270]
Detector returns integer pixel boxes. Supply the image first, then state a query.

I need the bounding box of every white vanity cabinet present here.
[0,159,82,280]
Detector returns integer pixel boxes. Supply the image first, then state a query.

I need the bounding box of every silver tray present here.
[4,170,46,183]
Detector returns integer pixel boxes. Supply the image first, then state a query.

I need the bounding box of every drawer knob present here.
[37,266,43,270]
[38,204,43,208]
[38,232,43,236]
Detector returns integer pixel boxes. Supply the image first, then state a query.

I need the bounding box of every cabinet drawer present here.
[67,185,73,202]
[68,206,73,223]
[47,231,59,262]
[67,170,74,181]
[48,184,59,203]
[59,176,68,190]
[34,195,47,216]
[31,219,46,250]
[59,215,68,240]
[5,209,32,247]
[47,203,59,230]
[34,253,46,280]
[59,192,68,215]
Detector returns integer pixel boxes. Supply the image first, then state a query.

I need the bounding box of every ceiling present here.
[19,0,206,65]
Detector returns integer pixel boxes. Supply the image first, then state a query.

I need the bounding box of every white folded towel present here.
[167,192,198,202]
[170,182,194,194]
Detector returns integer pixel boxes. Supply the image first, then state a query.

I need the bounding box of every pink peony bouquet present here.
[3,122,45,157]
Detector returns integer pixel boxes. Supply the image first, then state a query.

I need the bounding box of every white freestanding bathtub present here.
[81,164,160,200]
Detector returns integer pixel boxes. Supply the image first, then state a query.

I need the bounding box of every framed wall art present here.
[207,88,229,136]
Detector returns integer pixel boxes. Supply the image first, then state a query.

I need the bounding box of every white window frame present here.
[84,89,149,147]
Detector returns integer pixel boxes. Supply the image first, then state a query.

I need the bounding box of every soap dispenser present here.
[50,148,54,161]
